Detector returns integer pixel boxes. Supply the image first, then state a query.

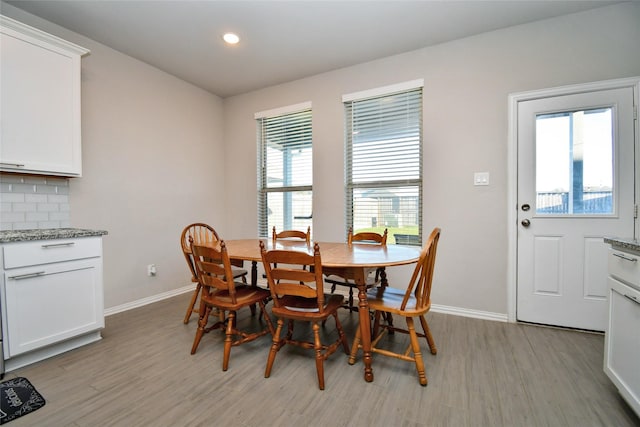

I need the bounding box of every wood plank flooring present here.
[5,292,639,426]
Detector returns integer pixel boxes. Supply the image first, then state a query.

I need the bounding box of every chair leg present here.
[349,326,361,365]
[312,322,325,390]
[191,304,211,354]
[379,267,388,287]
[259,300,276,336]
[333,313,350,354]
[286,320,295,341]
[372,310,382,338]
[183,282,201,324]
[384,312,395,334]
[419,314,437,355]
[407,317,427,386]
[265,318,284,378]
[222,311,236,371]
[348,287,354,310]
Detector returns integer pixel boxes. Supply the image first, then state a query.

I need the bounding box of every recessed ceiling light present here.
[223,33,240,45]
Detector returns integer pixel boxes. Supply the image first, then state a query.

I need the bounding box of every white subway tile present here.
[25,194,48,203]
[37,203,59,212]
[38,221,60,228]
[26,212,49,222]
[0,193,25,203]
[1,212,25,222]
[14,222,38,230]
[13,202,37,212]
[12,183,36,193]
[49,211,70,221]
[48,194,69,204]
[23,176,47,185]
[0,175,25,184]
[35,184,57,194]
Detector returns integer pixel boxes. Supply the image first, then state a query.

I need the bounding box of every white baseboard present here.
[104,284,194,317]
[431,303,508,322]
[104,285,509,324]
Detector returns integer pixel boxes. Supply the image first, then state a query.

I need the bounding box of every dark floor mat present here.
[0,377,46,424]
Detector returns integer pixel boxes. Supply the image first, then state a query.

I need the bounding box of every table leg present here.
[251,261,258,287]
[355,268,374,382]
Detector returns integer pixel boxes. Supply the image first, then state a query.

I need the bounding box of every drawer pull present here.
[8,271,46,280]
[41,242,75,249]
[612,252,637,262]
[0,162,25,168]
[623,294,640,305]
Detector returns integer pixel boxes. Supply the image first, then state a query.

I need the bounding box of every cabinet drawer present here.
[2,237,102,269]
[608,248,640,290]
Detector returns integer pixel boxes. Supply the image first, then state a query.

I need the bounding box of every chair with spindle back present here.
[272,226,311,243]
[180,223,248,324]
[325,227,388,311]
[260,241,350,390]
[190,240,274,371]
[348,227,441,386]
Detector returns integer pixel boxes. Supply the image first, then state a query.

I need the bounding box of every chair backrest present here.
[348,227,388,245]
[260,241,326,313]
[272,226,311,243]
[181,223,221,281]
[191,240,238,302]
[400,227,441,311]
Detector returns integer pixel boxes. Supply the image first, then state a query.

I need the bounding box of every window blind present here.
[345,87,423,244]
[257,108,312,237]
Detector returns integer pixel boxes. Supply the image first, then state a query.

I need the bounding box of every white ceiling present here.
[4,0,622,98]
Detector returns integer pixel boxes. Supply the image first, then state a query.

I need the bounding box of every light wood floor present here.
[5,292,639,426]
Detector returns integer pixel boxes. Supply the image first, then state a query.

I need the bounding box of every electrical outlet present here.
[474,172,490,186]
[147,264,157,276]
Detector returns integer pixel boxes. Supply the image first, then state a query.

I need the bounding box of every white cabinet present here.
[0,15,89,177]
[605,248,640,417]
[0,236,104,368]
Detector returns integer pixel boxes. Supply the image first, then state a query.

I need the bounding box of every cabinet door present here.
[3,258,104,357]
[604,278,640,416]
[0,18,86,176]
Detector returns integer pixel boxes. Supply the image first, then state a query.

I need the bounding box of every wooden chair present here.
[260,241,350,390]
[180,223,248,324]
[190,241,275,371]
[349,227,441,386]
[272,226,311,243]
[325,228,388,311]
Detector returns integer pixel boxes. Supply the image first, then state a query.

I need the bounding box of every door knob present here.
[521,219,531,227]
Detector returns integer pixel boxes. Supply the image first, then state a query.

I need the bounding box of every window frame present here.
[343,80,424,245]
[256,102,313,238]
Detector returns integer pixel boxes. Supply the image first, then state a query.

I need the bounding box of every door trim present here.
[507,77,640,323]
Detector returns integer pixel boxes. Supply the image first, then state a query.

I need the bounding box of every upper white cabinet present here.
[0,15,89,177]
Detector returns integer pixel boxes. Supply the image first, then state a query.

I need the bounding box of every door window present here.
[536,108,613,215]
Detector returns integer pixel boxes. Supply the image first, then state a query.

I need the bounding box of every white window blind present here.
[345,86,423,245]
[257,107,312,237]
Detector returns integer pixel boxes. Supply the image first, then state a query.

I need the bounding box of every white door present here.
[517,86,636,331]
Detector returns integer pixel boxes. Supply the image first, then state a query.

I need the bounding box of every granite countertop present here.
[604,237,640,253]
[0,228,108,243]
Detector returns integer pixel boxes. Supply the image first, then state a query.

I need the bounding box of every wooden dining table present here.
[214,238,423,383]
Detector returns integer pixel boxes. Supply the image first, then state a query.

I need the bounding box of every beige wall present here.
[223,2,640,316]
[3,2,639,316]
[1,4,226,309]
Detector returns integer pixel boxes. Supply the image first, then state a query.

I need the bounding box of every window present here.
[535,108,613,215]
[344,81,423,245]
[257,103,312,237]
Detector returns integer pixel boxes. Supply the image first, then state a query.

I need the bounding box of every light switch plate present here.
[474,172,489,186]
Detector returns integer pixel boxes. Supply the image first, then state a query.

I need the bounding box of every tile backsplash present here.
[0,174,70,230]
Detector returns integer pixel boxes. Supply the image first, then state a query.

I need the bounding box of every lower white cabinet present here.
[605,248,640,416]
[0,236,104,368]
